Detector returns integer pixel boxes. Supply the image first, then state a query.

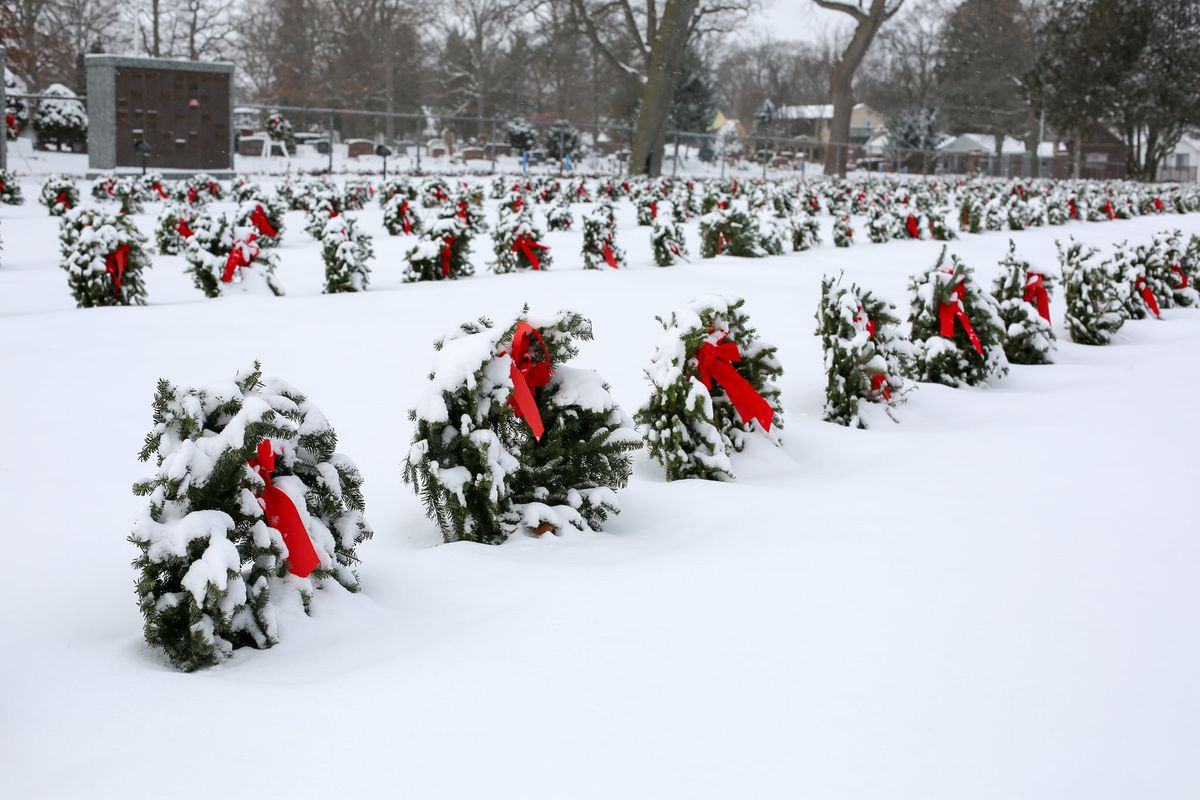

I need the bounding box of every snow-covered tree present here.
[39,175,77,215]
[546,197,574,231]
[903,247,1009,387]
[582,203,625,269]
[155,203,197,255]
[990,240,1056,365]
[58,207,152,307]
[321,216,374,293]
[833,213,855,247]
[1058,238,1125,346]
[403,311,638,544]
[816,276,908,428]
[131,363,372,671]
[1115,240,1167,320]
[637,297,783,482]
[0,169,21,205]
[790,214,822,251]
[383,193,423,236]
[342,178,374,211]
[650,200,687,266]
[699,207,765,258]
[492,202,550,273]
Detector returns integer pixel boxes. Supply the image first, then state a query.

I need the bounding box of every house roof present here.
[777,103,870,121]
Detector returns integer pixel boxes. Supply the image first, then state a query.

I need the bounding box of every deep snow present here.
[1,176,1198,799]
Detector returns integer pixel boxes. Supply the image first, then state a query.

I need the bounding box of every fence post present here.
[415,121,422,173]
[490,119,497,173]
[327,110,335,173]
[672,131,680,178]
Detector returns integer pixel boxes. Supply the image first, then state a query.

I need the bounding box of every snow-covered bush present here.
[699,208,765,258]
[790,214,821,251]
[650,201,687,266]
[383,194,422,235]
[234,198,285,248]
[833,214,855,247]
[40,175,78,215]
[637,297,783,482]
[184,212,281,297]
[131,363,372,671]
[1058,238,1124,346]
[582,202,624,269]
[404,209,472,282]
[32,84,87,151]
[492,202,551,273]
[155,203,196,255]
[403,311,639,544]
[1,169,24,205]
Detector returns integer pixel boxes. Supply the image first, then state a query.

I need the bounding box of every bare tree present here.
[812,0,904,177]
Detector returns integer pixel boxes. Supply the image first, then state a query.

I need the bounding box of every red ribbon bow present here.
[1172,264,1188,289]
[602,241,619,269]
[177,218,194,238]
[939,283,984,355]
[905,214,920,239]
[400,200,413,234]
[1154,197,1164,211]
[105,243,131,296]
[440,236,455,278]
[513,234,548,270]
[4,113,15,131]
[506,322,553,440]
[1068,199,1079,220]
[208,182,220,196]
[250,204,277,238]
[695,334,774,431]
[870,373,893,401]
[248,440,320,578]
[186,187,197,204]
[649,202,657,219]
[1103,199,1115,220]
[1134,275,1161,318]
[55,191,71,209]
[221,234,260,283]
[105,179,115,197]
[1023,272,1051,322]
[151,183,168,199]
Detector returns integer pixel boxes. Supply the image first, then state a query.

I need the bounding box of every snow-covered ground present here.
[2,179,1198,798]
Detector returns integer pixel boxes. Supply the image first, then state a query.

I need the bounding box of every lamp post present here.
[376,144,393,181]
[133,138,152,175]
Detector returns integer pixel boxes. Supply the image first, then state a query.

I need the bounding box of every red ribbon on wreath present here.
[695,334,774,431]
[870,373,893,401]
[1023,272,1051,322]
[221,233,260,283]
[506,321,553,440]
[939,283,984,355]
[399,200,413,234]
[1103,199,1115,220]
[186,186,198,204]
[177,218,194,238]
[602,241,619,269]
[649,202,657,219]
[105,179,115,197]
[1154,197,1164,212]
[1172,264,1188,289]
[513,234,548,270]
[151,182,168,199]
[716,231,730,255]
[1134,275,1161,318]
[4,113,15,132]
[55,191,71,209]
[248,439,320,578]
[905,214,920,239]
[250,204,277,238]
[440,236,455,277]
[105,243,131,296]
[1068,198,1079,220]
[208,182,220,197]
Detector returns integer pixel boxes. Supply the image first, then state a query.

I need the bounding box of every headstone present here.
[85,54,234,178]
[237,136,265,157]
[462,146,485,161]
[346,139,374,159]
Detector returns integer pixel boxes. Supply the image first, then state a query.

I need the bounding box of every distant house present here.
[709,110,748,138]
[1159,134,1200,182]
[1062,130,1127,179]
[936,133,1065,177]
[775,103,884,144]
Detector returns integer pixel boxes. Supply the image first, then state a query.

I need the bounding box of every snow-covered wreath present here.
[637,296,783,481]
[404,310,640,545]
[130,363,372,671]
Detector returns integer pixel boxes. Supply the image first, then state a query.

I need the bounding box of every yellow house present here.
[709,110,749,138]
[777,103,884,143]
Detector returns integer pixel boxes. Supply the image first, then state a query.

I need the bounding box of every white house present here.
[1159,134,1200,182]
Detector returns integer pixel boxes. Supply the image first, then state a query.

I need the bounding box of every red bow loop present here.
[221,234,260,283]
[506,321,554,440]
[250,204,277,238]
[1023,272,1051,322]
[1134,275,1162,318]
[247,439,320,578]
[105,243,132,296]
[513,234,548,270]
[938,283,984,356]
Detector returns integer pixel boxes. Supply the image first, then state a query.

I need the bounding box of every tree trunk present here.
[629,0,699,177]
[823,69,853,177]
[1072,128,1082,180]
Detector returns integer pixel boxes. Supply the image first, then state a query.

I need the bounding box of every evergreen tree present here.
[833,214,855,247]
[637,297,783,482]
[699,208,765,258]
[959,195,982,233]
[1176,233,1200,307]
[546,196,574,231]
[39,175,78,216]
[59,207,152,308]
[182,174,225,205]
[903,247,1009,387]
[403,211,473,282]
[991,240,1057,365]
[543,120,580,161]
[1058,237,1125,345]
[303,190,344,239]
[131,363,372,671]
[1114,240,1166,320]
[928,208,958,241]
[342,179,374,211]
[322,216,374,293]
[790,215,822,251]
[816,276,908,429]
[185,212,282,298]
[403,311,638,544]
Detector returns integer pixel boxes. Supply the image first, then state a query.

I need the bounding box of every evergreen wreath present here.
[0,169,22,205]
[184,211,282,298]
[636,296,783,482]
[235,197,286,248]
[1057,238,1125,346]
[816,275,908,428]
[990,240,1057,365]
[903,247,1009,387]
[322,215,374,293]
[650,200,688,266]
[58,206,152,308]
[39,174,78,215]
[582,202,625,269]
[789,214,821,251]
[833,214,855,247]
[404,310,639,544]
[492,203,551,273]
[403,210,473,282]
[383,193,423,236]
[130,362,372,671]
[699,207,765,258]
[155,203,197,255]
